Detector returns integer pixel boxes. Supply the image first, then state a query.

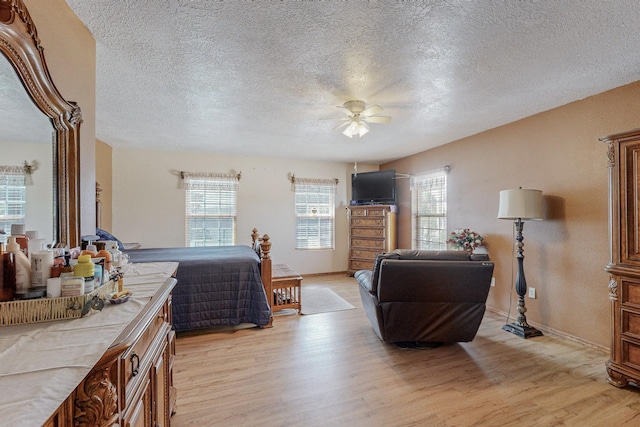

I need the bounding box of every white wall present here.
[3,141,54,242]
[112,147,378,275]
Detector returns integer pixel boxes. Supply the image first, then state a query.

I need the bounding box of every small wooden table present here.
[272,264,302,313]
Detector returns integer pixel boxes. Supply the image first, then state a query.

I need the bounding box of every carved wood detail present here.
[73,363,118,426]
[259,232,273,328]
[606,361,629,388]
[608,276,618,301]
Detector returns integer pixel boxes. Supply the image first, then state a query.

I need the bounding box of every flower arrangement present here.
[447,228,484,252]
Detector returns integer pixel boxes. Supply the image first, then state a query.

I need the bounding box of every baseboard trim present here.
[300,271,349,278]
[486,306,609,354]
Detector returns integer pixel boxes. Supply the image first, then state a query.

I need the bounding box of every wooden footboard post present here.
[251,228,260,246]
[259,234,273,328]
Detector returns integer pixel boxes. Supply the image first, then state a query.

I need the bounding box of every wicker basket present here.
[0,280,117,326]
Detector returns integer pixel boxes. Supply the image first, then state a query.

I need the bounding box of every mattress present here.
[125,245,271,331]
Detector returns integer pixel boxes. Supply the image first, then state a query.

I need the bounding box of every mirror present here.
[0,0,82,247]
[0,54,54,244]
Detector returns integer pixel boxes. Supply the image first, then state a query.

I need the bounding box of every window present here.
[412,170,447,250]
[183,172,238,247]
[294,177,337,250]
[0,166,26,244]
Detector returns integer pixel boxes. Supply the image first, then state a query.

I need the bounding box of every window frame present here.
[0,168,26,243]
[184,173,238,247]
[411,170,448,250]
[294,178,337,250]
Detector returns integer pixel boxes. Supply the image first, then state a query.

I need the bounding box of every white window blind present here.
[0,166,26,243]
[412,170,447,250]
[294,177,336,250]
[183,172,238,247]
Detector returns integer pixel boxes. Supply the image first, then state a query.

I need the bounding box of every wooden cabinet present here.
[44,277,177,426]
[347,205,397,275]
[602,129,640,388]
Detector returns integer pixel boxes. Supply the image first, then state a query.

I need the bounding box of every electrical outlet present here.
[528,287,536,299]
[491,277,496,287]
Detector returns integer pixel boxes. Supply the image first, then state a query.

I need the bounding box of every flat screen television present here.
[351,169,397,205]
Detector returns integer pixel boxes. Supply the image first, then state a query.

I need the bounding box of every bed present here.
[99,228,274,331]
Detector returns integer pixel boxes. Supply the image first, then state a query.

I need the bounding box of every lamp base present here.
[502,323,543,339]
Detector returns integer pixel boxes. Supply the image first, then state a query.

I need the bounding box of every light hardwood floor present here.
[171,274,640,426]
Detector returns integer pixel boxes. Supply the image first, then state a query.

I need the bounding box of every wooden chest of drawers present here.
[347,205,397,275]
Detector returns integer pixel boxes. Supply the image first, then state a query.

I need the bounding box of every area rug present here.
[301,286,355,315]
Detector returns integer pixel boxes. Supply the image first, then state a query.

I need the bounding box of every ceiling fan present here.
[331,100,392,138]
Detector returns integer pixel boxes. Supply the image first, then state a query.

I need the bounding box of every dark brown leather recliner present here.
[355,249,495,345]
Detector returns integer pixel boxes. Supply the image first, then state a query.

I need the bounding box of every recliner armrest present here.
[354,270,373,293]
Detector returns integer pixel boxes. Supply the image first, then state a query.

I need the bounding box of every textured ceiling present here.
[60,0,640,164]
[0,57,52,145]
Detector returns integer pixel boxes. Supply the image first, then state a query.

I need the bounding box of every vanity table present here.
[0,262,178,426]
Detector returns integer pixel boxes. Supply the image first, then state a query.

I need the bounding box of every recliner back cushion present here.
[393,249,471,261]
[377,260,494,303]
[371,251,400,293]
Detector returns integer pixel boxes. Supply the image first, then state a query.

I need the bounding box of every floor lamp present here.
[498,188,543,339]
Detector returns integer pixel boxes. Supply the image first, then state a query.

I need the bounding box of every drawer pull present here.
[130,352,140,377]
[158,312,167,321]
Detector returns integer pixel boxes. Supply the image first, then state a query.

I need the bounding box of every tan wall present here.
[96,139,113,231]
[25,0,96,237]
[383,80,640,349]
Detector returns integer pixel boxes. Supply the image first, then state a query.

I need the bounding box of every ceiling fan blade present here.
[333,121,351,130]
[343,111,357,119]
[361,105,383,117]
[365,115,392,124]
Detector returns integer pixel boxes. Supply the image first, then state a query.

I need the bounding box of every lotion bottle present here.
[10,223,28,256]
[73,254,95,293]
[6,236,31,293]
[96,242,112,268]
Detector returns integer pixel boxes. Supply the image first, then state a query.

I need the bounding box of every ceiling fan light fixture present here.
[333,100,390,139]
[358,121,370,137]
[342,119,369,138]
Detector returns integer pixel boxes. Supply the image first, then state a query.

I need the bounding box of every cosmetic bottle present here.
[73,254,95,293]
[28,238,46,256]
[31,250,54,289]
[0,242,16,302]
[96,241,113,272]
[50,255,64,278]
[6,236,31,293]
[94,262,103,289]
[10,223,28,256]
[46,277,62,298]
[81,244,98,258]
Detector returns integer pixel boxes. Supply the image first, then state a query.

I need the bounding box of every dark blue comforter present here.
[125,245,271,331]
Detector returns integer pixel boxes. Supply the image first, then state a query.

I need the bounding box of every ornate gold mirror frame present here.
[0,0,81,247]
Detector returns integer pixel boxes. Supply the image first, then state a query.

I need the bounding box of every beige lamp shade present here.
[498,188,543,220]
